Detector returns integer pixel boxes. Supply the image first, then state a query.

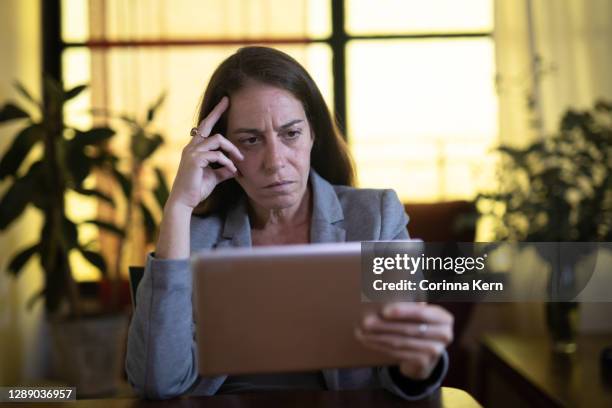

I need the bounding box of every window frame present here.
[42,0,492,141]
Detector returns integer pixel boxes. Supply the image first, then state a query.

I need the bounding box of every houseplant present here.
[0,77,125,315]
[477,100,611,352]
[0,77,126,394]
[93,94,170,310]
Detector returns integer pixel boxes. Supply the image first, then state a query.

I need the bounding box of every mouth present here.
[264,180,294,188]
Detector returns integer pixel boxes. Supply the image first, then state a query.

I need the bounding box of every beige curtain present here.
[466,0,612,354]
[494,0,612,145]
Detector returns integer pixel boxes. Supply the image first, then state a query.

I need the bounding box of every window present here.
[345,0,496,201]
[57,0,333,280]
[60,0,333,176]
[52,0,496,278]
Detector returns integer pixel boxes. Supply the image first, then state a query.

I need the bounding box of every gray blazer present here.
[125,169,448,400]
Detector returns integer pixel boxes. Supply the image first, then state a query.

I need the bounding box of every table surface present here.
[1,387,480,408]
[481,333,612,408]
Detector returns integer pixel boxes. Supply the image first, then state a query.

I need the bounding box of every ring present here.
[190,127,202,138]
[418,323,428,336]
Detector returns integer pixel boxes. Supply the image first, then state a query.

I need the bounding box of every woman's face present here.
[226,82,314,211]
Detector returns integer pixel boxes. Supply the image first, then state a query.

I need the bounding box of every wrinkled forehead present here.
[227,84,307,130]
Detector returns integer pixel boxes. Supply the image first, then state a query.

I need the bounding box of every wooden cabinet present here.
[478,334,612,408]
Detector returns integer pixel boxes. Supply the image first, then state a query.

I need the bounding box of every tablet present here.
[192,242,406,377]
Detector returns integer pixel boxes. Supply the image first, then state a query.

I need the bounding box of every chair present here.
[403,200,477,390]
[128,266,145,309]
[404,200,477,242]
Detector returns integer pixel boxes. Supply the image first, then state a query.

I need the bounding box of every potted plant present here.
[93,94,170,310]
[477,100,612,352]
[0,77,127,394]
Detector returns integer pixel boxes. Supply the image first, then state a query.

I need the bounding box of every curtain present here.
[468,0,612,347]
[494,0,612,145]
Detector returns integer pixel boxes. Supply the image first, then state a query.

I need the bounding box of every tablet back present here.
[192,242,397,376]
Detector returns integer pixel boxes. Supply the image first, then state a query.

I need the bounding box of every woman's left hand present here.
[355,302,454,380]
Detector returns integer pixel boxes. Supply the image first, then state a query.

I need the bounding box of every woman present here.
[126,46,453,400]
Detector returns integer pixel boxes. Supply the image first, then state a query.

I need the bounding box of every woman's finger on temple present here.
[197,96,230,139]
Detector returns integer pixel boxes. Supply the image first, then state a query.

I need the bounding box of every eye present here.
[241,136,260,145]
[285,130,301,139]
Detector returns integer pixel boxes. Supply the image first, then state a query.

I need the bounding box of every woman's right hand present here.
[166,96,244,211]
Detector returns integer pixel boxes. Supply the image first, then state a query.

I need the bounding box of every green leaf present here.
[26,289,45,311]
[143,133,164,160]
[65,84,87,101]
[73,187,114,207]
[65,135,95,186]
[13,80,40,108]
[0,175,33,230]
[131,131,164,161]
[83,219,125,237]
[78,247,107,275]
[146,92,166,123]
[65,127,115,187]
[525,142,545,155]
[112,168,132,198]
[130,129,148,159]
[120,114,139,127]
[25,162,48,210]
[73,127,115,146]
[153,167,169,209]
[7,243,39,276]
[594,99,611,113]
[140,202,157,245]
[88,148,116,168]
[0,102,30,123]
[498,146,529,167]
[0,124,43,180]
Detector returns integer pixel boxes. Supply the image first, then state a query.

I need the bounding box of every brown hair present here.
[193,46,355,215]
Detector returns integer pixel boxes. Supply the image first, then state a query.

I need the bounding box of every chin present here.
[258,194,300,210]
[265,197,298,210]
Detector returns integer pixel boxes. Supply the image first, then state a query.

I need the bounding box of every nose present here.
[263,136,285,173]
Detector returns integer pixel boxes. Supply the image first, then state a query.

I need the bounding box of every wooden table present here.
[1,387,480,407]
[478,333,612,408]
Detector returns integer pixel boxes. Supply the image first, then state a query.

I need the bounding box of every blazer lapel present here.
[309,169,346,244]
[218,196,252,249]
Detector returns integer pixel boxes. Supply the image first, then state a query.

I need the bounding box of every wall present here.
[0,0,46,385]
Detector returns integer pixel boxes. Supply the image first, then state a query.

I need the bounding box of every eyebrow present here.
[233,119,304,135]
